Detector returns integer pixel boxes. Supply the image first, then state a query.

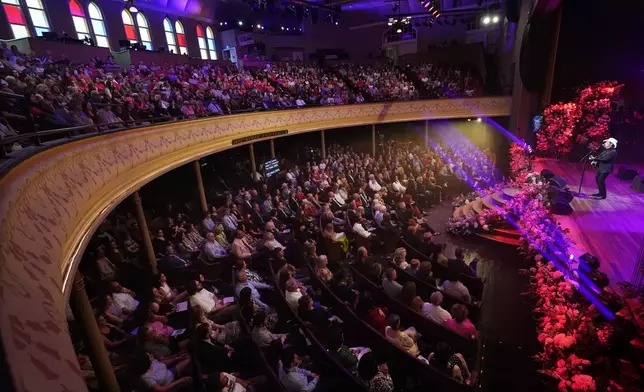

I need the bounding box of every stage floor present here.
[534,158,644,287]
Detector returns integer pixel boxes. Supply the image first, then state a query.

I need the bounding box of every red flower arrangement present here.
[509,142,533,183]
[536,81,622,157]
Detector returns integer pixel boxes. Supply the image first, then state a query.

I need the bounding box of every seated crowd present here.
[411,63,482,98]
[70,129,489,392]
[0,46,483,147]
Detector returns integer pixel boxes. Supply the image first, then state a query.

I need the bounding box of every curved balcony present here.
[0,96,511,392]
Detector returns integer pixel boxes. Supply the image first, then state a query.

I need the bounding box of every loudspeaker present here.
[548,176,566,189]
[633,175,644,192]
[618,166,638,181]
[579,253,600,271]
[550,199,573,215]
[540,169,555,179]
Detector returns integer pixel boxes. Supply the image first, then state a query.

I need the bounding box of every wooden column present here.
[371,124,376,157]
[132,191,157,274]
[249,143,257,174]
[509,0,541,141]
[193,160,208,214]
[320,130,326,160]
[424,120,429,146]
[541,6,562,108]
[70,273,120,392]
[269,139,275,159]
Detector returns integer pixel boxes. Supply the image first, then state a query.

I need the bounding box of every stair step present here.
[490,227,521,237]
[476,232,523,246]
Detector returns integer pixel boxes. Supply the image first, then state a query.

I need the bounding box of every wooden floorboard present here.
[534,158,644,286]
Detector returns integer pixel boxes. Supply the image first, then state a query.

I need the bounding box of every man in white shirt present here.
[352,222,372,239]
[421,292,453,324]
[110,281,139,312]
[368,175,382,192]
[202,232,228,261]
[284,279,303,310]
[187,280,238,322]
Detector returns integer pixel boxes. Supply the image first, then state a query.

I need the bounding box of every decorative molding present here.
[0,96,511,392]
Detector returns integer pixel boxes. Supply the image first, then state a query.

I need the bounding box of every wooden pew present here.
[267,262,369,392]
[304,260,474,392]
[383,258,481,324]
[400,238,484,300]
[348,263,479,363]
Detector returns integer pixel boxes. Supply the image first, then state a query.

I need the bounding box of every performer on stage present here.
[589,138,618,200]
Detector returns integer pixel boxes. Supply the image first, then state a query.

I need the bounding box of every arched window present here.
[88,2,108,48]
[196,25,207,59]
[1,0,30,38]
[206,27,217,60]
[25,0,50,36]
[163,17,177,54]
[175,20,188,55]
[136,12,152,50]
[121,9,137,44]
[69,0,90,41]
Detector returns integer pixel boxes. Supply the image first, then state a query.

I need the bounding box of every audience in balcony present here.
[445,304,478,339]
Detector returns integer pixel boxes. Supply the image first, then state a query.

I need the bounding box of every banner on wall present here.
[238,34,255,46]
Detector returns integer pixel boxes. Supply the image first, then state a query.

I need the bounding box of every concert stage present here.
[534,158,644,287]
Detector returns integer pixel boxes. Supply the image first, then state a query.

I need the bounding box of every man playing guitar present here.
[588,138,618,200]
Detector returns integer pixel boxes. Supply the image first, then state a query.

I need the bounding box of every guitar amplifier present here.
[633,175,644,192]
[618,166,638,181]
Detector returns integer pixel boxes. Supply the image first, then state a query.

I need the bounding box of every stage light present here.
[482,16,491,25]
[238,21,243,26]
[467,118,472,122]
[128,6,138,13]
[396,27,402,33]
[286,27,290,30]
[335,21,339,25]
[281,26,284,30]
[477,117,482,122]
[492,15,499,23]
[224,22,228,25]
[256,24,261,28]
[220,22,223,26]
[388,21,393,26]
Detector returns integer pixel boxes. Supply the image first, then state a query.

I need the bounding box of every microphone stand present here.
[576,149,597,196]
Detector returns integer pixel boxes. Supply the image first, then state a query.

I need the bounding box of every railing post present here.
[249,143,257,175]
[424,120,429,146]
[131,191,157,274]
[321,130,326,160]
[372,124,376,157]
[69,272,120,392]
[270,139,276,159]
[193,160,208,214]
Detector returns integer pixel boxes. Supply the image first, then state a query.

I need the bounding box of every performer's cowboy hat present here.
[603,137,618,148]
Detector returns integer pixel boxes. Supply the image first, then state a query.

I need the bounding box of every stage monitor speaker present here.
[548,176,566,189]
[633,175,644,192]
[618,166,638,181]
[550,199,573,215]
[541,169,555,179]
[579,253,600,272]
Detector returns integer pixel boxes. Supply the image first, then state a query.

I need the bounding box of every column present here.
[509,0,540,141]
[541,7,562,108]
[70,273,120,392]
[132,191,157,274]
[269,139,276,159]
[320,130,326,160]
[249,143,257,175]
[193,160,208,214]
[424,120,429,146]
[371,124,376,157]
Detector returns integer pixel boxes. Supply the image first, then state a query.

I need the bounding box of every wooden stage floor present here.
[534,158,644,286]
